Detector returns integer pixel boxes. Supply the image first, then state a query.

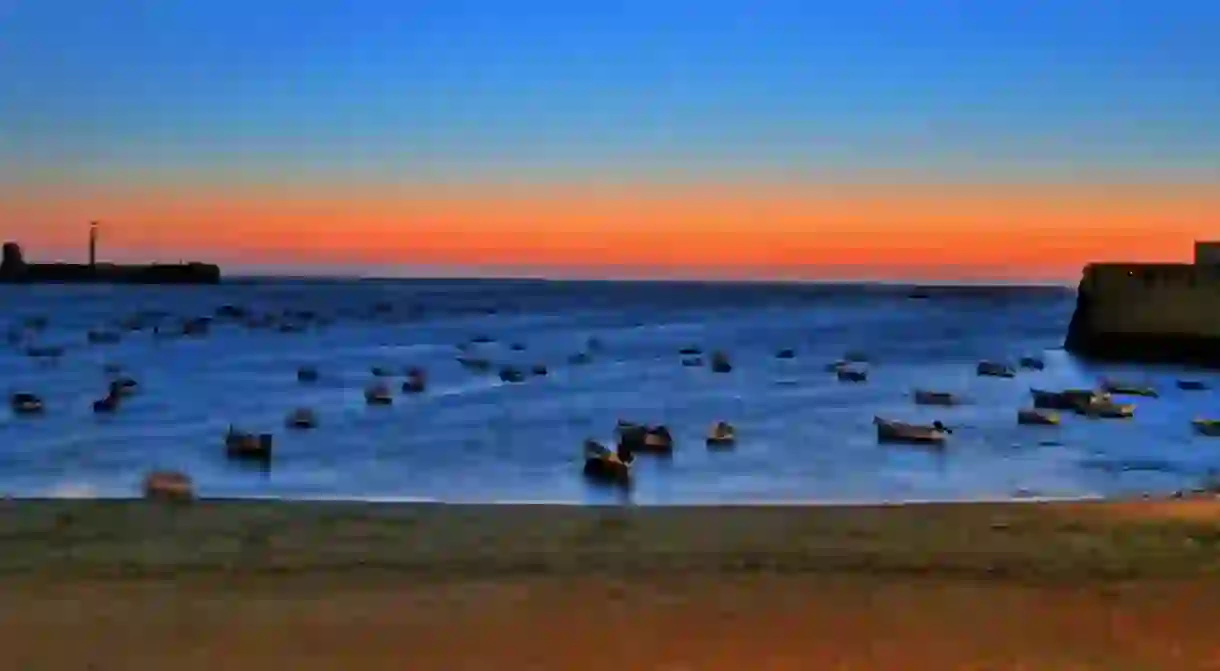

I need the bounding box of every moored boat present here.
[582,440,632,485]
[1193,419,1220,437]
[706,421,736,448]
[1017,408,1059,426]
[874,416,950,446]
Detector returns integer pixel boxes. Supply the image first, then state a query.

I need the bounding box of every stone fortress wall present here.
[1071,241,1220,340]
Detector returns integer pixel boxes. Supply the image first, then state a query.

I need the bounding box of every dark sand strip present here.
[2,498,1219,669]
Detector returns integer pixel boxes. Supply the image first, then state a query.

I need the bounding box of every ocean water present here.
[2,278,1218,505]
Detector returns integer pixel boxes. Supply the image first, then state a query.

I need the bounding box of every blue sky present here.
[2,0,1219,186]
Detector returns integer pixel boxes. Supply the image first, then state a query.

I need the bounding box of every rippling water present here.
[2,278,1217,504]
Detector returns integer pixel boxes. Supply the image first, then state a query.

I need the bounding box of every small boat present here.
[93,392,120,414]
[87,330,121,345]
[224,427,273,460]
[1192,419,1220,437]
[976,361,1016,378]
[530,364,549,377]
[1030,388,1103,412]
[775,348,796,359]
[617,422,674,455]
[678,346,702,356]
[874,416,950,446]
[913,389,959,406]
[643,425,675,453]
[1018,356,1046,371]
[364,384,393,405]
[1079,397,1135,419]
[837,367,867,383]
[9,392,44,415]
[1177,379,1210,391]
[582,440,632,485]
[499,367,525,383]
[402,368,427,393]
[457,356,492,372]
[615,419,644,434]
[285,408,318,429]
[681,356,704,367]
[1017,408,1059,426]
[142,470,195,502]
[1100,379,1159,398]
[297,366,319,383]
[706,421,736,448]
[180,317,211,337]
[109,377,138,397]
[710,351,732,373]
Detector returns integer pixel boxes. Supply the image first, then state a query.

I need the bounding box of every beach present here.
[4,497,1220,669]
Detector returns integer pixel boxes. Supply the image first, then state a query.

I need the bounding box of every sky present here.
[1,0,1217,280]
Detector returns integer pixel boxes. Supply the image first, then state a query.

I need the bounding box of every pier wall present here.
[1065,263,1220,367]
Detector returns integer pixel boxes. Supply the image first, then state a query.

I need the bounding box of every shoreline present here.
[4,495,1219,582]
[3,492,1112,505]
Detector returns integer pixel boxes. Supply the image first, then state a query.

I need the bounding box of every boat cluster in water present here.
[4,300,1220,499]
[581,352,1220,487]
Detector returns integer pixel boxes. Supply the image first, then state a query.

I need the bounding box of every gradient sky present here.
[1,0,1217,279]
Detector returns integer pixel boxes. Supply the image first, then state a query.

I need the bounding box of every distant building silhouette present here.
[1196,241,1220,266]
[1,241,25,274]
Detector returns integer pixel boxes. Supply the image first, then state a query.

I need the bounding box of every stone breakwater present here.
[1064,263,1220,368]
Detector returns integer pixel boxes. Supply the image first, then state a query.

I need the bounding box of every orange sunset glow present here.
[3,1,1218,281]
[3,183,1216,281]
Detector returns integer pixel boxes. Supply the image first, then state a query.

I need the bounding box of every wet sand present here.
[3,498,1220,669]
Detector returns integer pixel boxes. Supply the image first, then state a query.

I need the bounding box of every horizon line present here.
[216,272,1077,288]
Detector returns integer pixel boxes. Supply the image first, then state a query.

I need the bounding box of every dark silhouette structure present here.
[0,223,221,284]
[1065,243,1220,368]
[1,242,25,274]
[89,221,98,267]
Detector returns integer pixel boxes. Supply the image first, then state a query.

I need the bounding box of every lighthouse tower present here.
[89,221,98,266]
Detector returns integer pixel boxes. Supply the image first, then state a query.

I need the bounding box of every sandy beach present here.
[3,497,1220,670]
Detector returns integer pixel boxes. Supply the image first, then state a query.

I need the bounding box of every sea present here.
[2,278,1218,505]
